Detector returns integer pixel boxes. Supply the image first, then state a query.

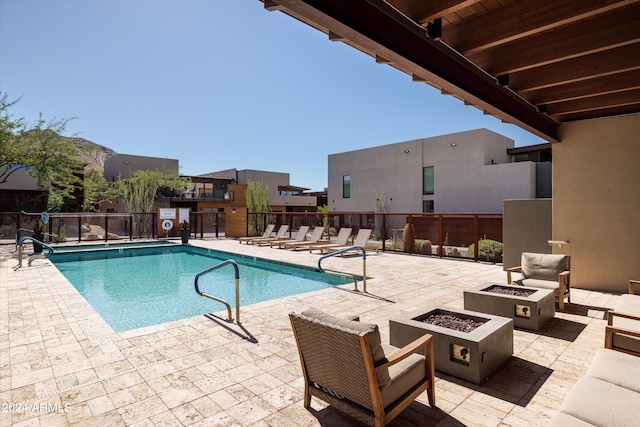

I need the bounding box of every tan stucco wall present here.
[554,114,640,293]
[502,199,552,269]
[328,128,532,213]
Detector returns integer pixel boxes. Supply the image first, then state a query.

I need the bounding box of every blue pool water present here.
[52,246,350,332]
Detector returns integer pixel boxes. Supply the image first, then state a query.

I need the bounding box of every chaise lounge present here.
[247,224,289,245]
[238,224,275,244]
[323,228,379,254]
[308,227,352,253]
[282,227,326,250]
[268,225,309,248]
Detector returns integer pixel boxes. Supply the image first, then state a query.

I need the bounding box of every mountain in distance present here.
[70,136,118,172]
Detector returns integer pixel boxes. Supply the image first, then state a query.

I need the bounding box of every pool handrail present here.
[194,260,241,324]
[317,246,367,293]
[15,228,57,250]
[16,236,55,268]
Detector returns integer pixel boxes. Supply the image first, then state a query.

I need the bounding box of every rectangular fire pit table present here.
[389,306,513,384]
[463,283,555,331]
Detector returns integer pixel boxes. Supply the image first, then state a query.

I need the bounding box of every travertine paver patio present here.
[0,238,618,426]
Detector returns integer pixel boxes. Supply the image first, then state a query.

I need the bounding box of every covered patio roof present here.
[262,0,640,142]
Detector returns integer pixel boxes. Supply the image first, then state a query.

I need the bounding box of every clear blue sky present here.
[0,0,545,192]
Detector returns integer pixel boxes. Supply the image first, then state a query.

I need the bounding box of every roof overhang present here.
[263,0,640,143]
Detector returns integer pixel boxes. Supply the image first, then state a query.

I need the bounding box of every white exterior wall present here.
[328,128,535,213]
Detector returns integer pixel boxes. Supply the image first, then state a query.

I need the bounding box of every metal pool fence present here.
[0,211,502,263]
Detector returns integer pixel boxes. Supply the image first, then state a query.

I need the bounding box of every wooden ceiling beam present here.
[386,0,480,25]
[552,103,640,122]
[468,5,640,75]
[444,0,638,55]
[545,88,640,116]
[509,44,640,92]
[525,70,640,105]
[269,0,559,140]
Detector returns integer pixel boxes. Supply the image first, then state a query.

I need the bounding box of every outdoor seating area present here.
[0,239,631,426]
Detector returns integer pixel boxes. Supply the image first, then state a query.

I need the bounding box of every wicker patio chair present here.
[289,308,435,427]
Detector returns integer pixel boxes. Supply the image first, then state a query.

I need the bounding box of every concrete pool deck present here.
[0,239,619,426]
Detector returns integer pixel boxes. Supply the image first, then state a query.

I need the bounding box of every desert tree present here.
[245,180,270,236]
[117,169,191,237]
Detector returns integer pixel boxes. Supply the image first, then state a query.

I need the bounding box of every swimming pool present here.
[51,245,350,332]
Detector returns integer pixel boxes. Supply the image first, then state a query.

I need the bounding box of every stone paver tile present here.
[194,371,237,394]
[187,394,222,419]
[449,395,505,427]
[225,395,277,426]
[68,409,125,427]
[86,393,115,416]
[259,383,299,411]
[170,402,205,425]
[117,395,169,425]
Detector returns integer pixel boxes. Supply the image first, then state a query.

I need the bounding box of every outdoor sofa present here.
[546,280,640,426]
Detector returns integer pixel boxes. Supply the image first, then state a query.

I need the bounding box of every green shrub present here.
[466,239,503,263]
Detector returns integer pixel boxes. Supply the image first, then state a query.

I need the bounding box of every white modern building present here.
[328,128,549,213]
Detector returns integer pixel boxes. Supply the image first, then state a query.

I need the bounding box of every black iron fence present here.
[0,211,227,243]
[0,211,503,263]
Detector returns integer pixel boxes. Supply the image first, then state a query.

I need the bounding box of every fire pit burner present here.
[484,285,536,297]
[420,312,486,332]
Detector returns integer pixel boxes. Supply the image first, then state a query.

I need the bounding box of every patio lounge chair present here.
[323,228,379,254]
[309,227,352,253]
[282,227,326,251]
[238,224,275,244]
[289,308,435,427]
[507,252,571,310]
[268,225,310,248]
[250,225,289,245]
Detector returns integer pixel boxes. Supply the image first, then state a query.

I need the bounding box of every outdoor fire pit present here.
[463,283,555,331]
[389,306,513,384]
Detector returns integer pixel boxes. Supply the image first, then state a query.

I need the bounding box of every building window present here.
[423,200,434,213]
[423,166,434,195]
[343,175,351,198]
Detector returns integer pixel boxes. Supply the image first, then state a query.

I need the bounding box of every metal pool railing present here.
[317,246,367,293]
[194,260,241,324]
[16,236,54,268]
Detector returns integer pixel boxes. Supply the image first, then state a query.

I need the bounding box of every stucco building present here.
[328,129,548,214]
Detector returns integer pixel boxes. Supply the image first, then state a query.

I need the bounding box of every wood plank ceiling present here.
[262,0,640,142]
